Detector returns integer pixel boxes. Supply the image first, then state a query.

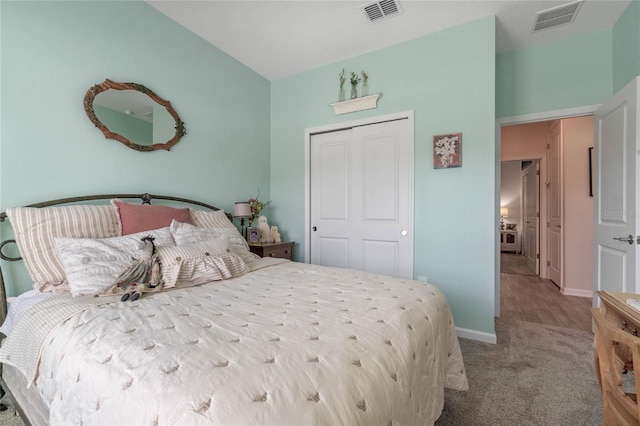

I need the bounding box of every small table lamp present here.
[234,202,252,237]
[500,207,509,230]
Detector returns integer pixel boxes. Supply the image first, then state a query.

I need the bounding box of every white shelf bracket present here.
[329,93,382,115]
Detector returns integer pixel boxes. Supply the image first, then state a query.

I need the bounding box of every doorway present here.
[495,105,597,317]
[500,159,540,277]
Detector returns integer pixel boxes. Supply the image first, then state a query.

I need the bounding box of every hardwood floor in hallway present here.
[500,253,593,333]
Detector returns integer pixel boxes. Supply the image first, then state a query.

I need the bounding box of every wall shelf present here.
[329,93,382,115]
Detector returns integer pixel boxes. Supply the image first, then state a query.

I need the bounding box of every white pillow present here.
[54,228,173,298]
[170,219,250,253]
[156,237,250,289]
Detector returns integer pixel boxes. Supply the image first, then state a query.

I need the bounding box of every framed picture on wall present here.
[433,133,462,169]
[247,227,259,243]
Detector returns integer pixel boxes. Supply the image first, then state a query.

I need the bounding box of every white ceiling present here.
[147,0,630,81]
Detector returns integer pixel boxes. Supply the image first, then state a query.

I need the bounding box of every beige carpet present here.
[435,318,601,425]
[0,407,22,426]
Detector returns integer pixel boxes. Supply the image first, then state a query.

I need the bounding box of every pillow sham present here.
[6,205,120,292]
[156,237,250,289]
[172,216,250,252]
[112,199,192,235]
[54,228,174,298]
[190,208,234,229]
[170,220,258,265]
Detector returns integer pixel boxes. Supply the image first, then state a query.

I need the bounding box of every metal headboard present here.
[0,193,230,324]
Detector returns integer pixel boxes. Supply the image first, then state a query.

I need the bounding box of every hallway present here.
[500,253,593,333]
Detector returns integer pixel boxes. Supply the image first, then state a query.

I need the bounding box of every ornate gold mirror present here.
[84,79,186,152]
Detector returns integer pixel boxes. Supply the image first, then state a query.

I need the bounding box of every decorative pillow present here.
[172,216,250,252]
[6,205,120,292]
[127,226,176,248]
[54,231,162,298]
[156,237,249,289]
[112,199,192,235]
[190,209,234,229]
[189,209,249,249]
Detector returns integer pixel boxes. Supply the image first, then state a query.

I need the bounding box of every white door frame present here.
[494,104,599,317]
[304,110,415,264]
[521,159,541,275]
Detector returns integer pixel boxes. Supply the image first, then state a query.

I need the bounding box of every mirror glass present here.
[84,79,186,152]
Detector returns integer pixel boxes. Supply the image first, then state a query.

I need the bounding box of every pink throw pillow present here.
[112,199,192,235]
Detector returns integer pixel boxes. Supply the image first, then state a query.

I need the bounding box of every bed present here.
[0,193,468,425]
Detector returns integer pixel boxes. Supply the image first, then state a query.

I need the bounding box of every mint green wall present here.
[0,1,271,295]
[613,0,640,92]
[271,17,497,335]
[496,28,613,118]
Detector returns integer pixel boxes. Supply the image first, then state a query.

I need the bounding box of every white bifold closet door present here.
[309,118,413,279]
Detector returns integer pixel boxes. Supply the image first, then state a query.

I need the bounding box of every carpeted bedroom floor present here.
[435,317,601,425]
[434,253,601,425]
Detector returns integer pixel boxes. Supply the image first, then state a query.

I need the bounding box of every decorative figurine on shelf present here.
[271,226,281,243]
[338,68,346,102]
[350,71,360,99]
[361,70,369,96]
[258,215,275,243]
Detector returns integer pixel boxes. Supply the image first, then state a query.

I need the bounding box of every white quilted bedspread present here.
[9,260,468,425]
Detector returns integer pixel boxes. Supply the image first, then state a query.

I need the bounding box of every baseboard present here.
[561,287,593,298]
[456,327,497,344]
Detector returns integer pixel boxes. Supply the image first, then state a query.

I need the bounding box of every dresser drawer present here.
[249,242,294,261]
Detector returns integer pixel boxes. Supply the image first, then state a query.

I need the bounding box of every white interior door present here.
[547,121,562,287]
[522,160,540,274]
[310,119,414,278]
[594,77,640,294]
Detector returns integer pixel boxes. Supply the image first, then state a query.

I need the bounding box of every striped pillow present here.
[6,205,120,292]
[157,237,250,289]
[189,209,234,229]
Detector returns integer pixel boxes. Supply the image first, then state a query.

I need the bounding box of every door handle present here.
[613,234,634,245]
[312,226,317,232]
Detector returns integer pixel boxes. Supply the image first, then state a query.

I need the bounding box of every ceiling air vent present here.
[532,0,583,33]
[362,0,402,23]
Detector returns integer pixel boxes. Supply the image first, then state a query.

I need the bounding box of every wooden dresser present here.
[596,291,640,335]
[249,241,294,261]
[594,291,640,377]
[593,291,640,423]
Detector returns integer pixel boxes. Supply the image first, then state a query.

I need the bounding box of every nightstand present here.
[500,230,519,253]
[249,241,295,261]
